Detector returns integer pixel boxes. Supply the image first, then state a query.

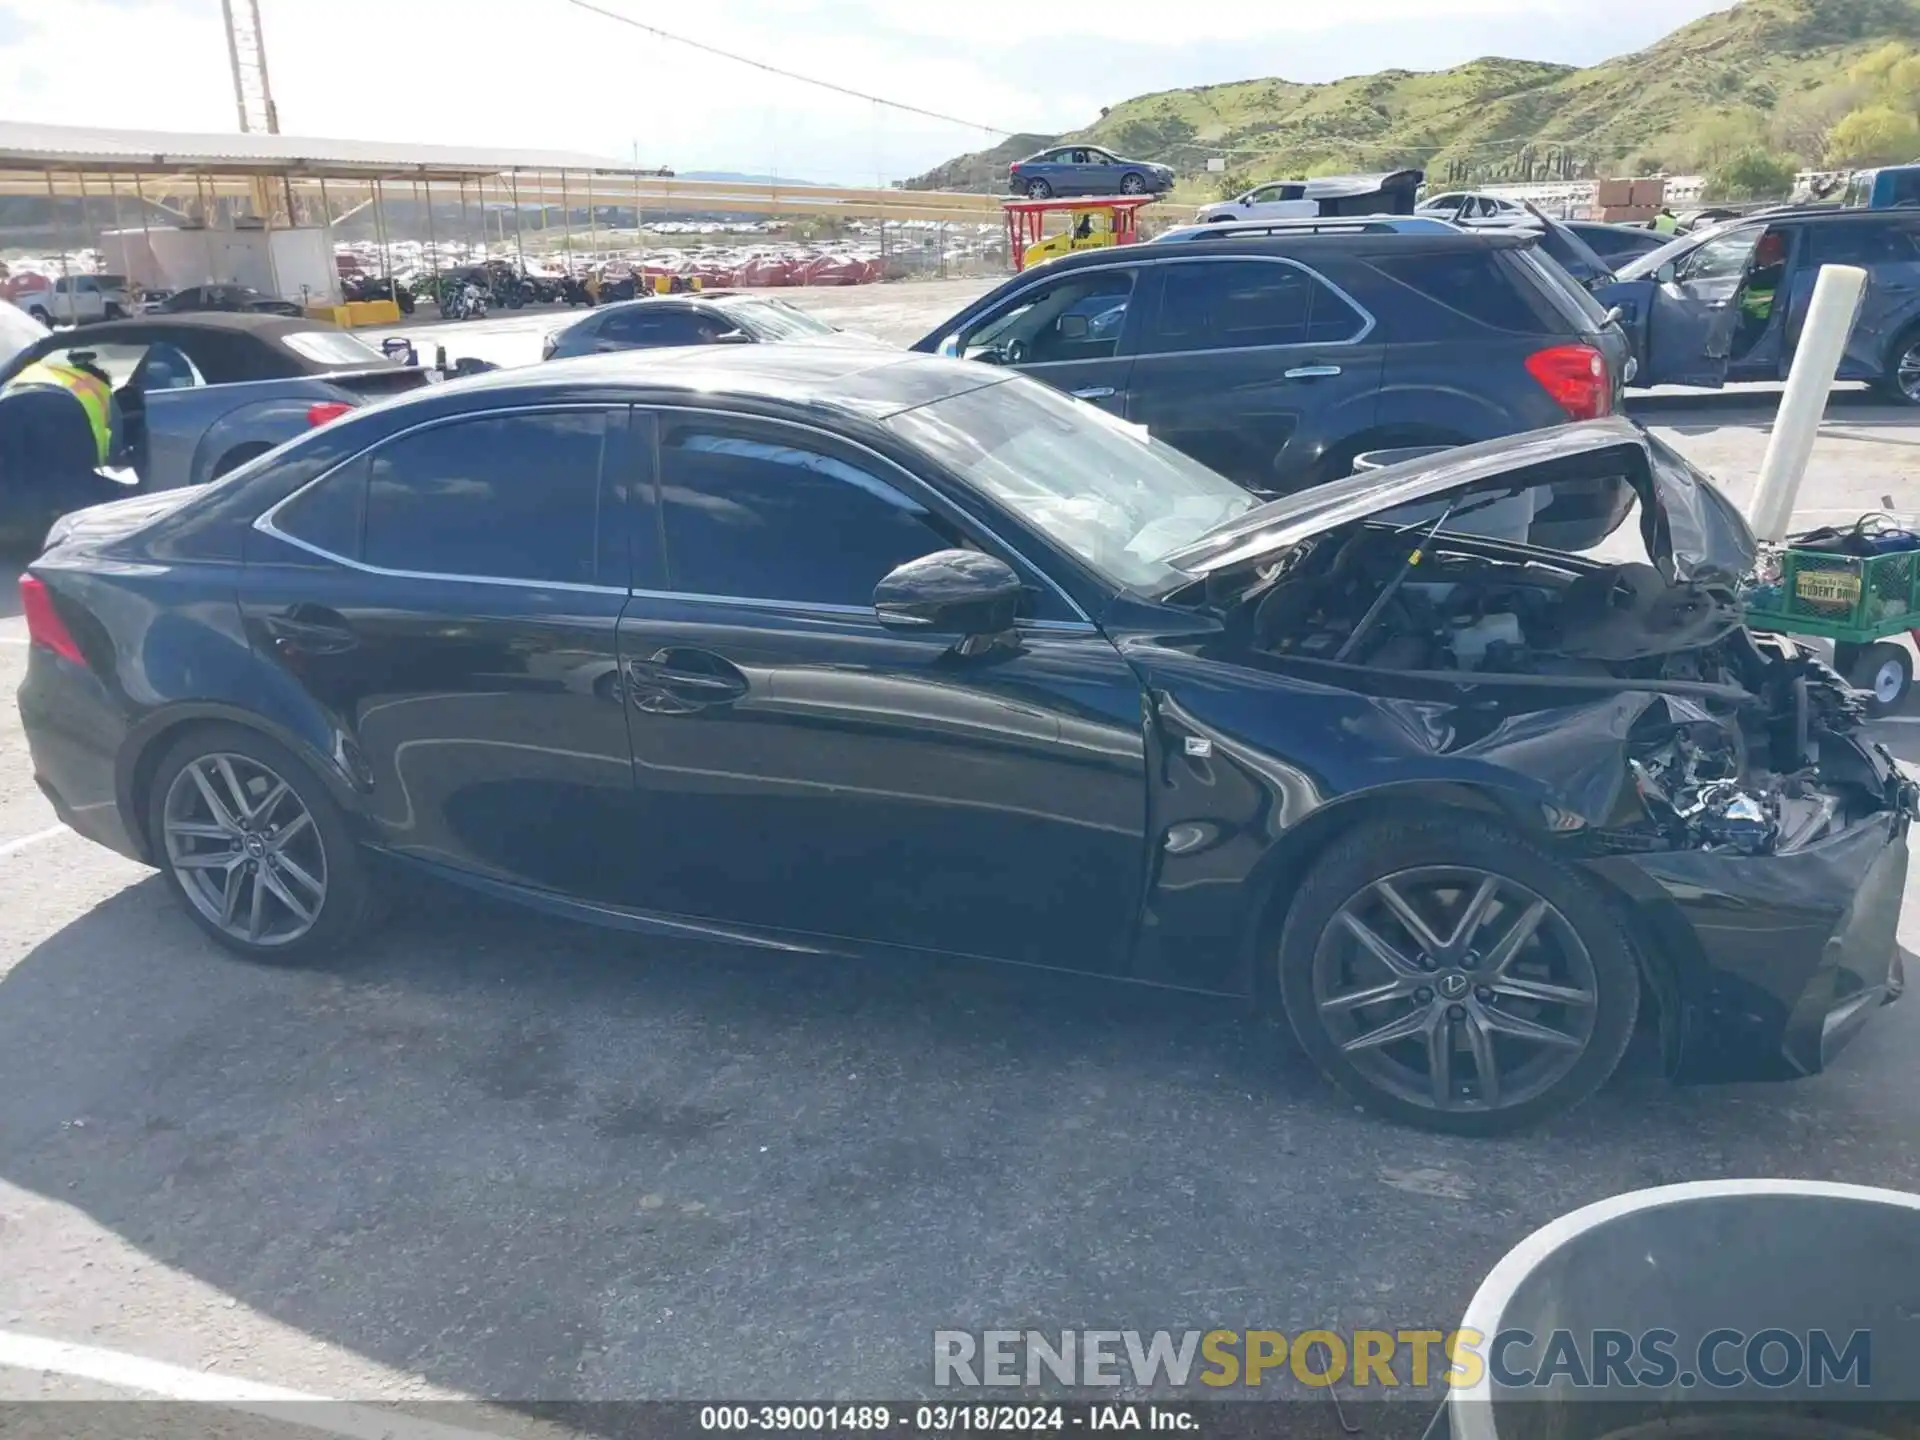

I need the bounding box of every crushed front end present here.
[1577,634,1916,1082]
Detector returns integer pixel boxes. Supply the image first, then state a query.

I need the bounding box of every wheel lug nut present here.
[1415,986,1433,1003]
[1447,1003,1467,1020]
[1463,951,1481,970]
[1419,954,1436,971]
[1475,986,1493,1002]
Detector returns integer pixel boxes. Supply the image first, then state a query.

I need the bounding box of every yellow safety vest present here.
[4,360,114,464]
[1653,213,1679,234]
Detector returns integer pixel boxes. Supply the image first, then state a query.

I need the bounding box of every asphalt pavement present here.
[3,282,1920,1422]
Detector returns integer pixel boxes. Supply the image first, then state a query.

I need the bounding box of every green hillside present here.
[908,0,1920,198]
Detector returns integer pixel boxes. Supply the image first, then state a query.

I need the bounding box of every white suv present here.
[14,273,134,326]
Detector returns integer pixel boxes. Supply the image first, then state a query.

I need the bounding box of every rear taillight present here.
[19,574,85,667]
[1525,343,1611,420]
[306,401,353,427]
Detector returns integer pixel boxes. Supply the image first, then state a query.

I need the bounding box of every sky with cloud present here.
[0,0,1735,183]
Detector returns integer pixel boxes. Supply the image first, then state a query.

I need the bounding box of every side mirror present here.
[1656,260,1679,285]
[937,332,961,358]
[874,550,1022,637]
[1057,313,1090,340]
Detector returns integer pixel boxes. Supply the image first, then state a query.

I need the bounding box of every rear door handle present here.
[1283,365,1342,380]
[1071,386,1116,399]
[265,604,356,655]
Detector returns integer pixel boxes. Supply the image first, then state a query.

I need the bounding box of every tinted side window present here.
[1149,261,1366,352]
[600,309,720,346]
[363,410,609,584]
[659,425,957,607]
[1369,250,1560,334]
[272,456,367,558]
[1810,222,1920,267]
[963,270,1136,364]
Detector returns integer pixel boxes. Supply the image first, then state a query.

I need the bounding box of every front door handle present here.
[1071,385,1117,400]
[627,647,749,709]
[1283,365,1342,380]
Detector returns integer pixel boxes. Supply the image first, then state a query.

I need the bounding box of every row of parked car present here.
[525,200,1920,514]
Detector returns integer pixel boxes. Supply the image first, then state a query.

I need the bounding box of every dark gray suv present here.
[912,231,1635,528]
[1595,206,1920,402]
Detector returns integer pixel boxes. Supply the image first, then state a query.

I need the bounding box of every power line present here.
[565,0,1591,171]
[562,0,1014,138]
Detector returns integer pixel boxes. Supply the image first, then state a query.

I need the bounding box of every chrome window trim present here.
[252,402,628,596]
[624,587,1098,634]
[641,402,1096,626]
[252,401,1101,627]
[963,252,1377,364]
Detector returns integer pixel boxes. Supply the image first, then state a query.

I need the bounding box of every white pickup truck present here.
[12,273,135,326]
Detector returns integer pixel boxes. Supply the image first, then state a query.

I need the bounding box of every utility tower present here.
[220,0,281,134]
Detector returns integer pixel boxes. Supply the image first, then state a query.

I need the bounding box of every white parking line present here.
[0,824,67,857]
[0,1329,514,1440]
[0,635,26,645]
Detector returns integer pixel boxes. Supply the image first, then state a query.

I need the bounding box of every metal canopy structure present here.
[0,120,1002,222]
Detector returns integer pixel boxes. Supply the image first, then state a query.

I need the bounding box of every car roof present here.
[1028,227,1536,274]
[38,311,331,340]
[1156,217,1458,242]
[429,345,1009,422]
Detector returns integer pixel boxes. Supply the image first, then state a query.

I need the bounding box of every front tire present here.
[146,724,381,964]
[1120,172,1146,195]
[1277,817,1639,1135]
[1839,639,1912,714]
[1879,325,1920,406]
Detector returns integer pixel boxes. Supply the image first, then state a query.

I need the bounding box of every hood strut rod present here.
[1332,497,1462,663]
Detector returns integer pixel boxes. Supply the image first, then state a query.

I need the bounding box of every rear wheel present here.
[1278,818,1640,1135]
[147,725,381,964]
[1025,178,1053,200]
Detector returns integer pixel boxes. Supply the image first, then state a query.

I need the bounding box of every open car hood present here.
[1160,418,1756,586]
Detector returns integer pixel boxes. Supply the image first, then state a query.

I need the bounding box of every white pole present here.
[1747,263,1870,543]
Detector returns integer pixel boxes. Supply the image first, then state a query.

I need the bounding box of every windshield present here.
[885,376,1255,590]
[280,329,391,368]
[1614,222,1738,281]
[729,297,836,339]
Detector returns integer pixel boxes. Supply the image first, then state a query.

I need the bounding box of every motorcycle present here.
[438,280,488,321]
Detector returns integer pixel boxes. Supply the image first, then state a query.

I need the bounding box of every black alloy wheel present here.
[1279,819,1639,1134]
[1120,172,1147,195]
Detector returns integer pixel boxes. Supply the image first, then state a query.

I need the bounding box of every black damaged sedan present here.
[16,348,1914,1133]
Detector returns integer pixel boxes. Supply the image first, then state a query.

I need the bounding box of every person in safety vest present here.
[1733,230,1788,356]
[2,351,122,466]
[1652,207,1679,234]
[0,350,127,548]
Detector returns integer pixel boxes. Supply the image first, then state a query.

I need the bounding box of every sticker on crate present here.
[1796,568,1862,607]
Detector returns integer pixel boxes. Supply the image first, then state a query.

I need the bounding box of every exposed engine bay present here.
[1228,516,1914,857]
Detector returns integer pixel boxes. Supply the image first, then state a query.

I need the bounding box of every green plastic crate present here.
[1746,545,1920,643]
